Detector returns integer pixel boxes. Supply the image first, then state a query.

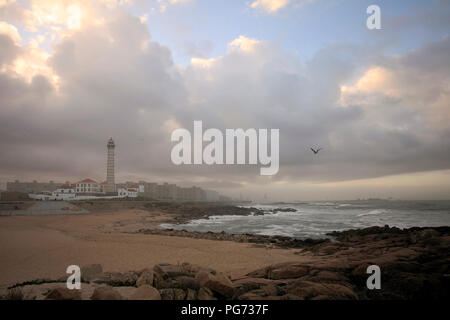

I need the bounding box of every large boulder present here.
[172,276,200,290]
[261,284,278,296]
[246,267,267,278]
[197,287,216,300]
[246,262,309,280]
[160,288,186,300]
[182,262,216,275]
[81,264,103,282]
[233,277,276,296]
[154,264,189,279]
[45,287,82,300]
[303,270,347,283]
[160,288,175,300]
[130,285,161,300]
[186,288,197,300]
[90,287,122,300]
[173,288,186,300]
[153,273,173,289]
[136,269,154,287]
[268,264,309,280]
[107,271,139,286]
[410,229,440,243]
[238,290,266,300]
[114,286,138,300]
[195,271,234,297]
[286,280,357,300]
[351,263,373,280]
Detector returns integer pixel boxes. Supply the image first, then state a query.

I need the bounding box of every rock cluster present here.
[2,226,448,300]
[137,228,327,249]
[0,262,235,300]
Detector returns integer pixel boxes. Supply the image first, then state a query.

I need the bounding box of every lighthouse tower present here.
[105,137,116,193]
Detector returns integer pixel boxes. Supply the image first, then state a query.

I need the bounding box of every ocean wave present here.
[308,202,338,206]
[266,210,299,217]
[256,224,299,237]
[357,209,388,217]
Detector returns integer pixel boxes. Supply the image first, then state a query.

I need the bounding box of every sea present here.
[161,200,450,239]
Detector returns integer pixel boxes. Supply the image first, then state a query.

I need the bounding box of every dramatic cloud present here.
[249,0,313,13]
[0,1,449,200]
[180,35,450,185]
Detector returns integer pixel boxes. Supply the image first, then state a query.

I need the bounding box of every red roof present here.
[79,178,97,183]
[128,185,138,188]
[100,181,108,185]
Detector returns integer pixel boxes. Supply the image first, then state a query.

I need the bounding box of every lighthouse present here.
[105,137,116,193]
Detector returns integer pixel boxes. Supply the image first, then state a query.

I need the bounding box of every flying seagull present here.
[310,147,322,154]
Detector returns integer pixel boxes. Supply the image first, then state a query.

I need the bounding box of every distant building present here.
[158,182,177,200]
[176,186,206,201]
[6,137,231,202]
[6,180,61,193]
[139,182,206,201]
[139,182,158,199]
[76,178,102,194]
[52,184,76,199]
[99,181,108,193]
[118,185,139,198]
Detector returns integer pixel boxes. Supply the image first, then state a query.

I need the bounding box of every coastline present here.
[0,204,308,289]
[0,201,449,299]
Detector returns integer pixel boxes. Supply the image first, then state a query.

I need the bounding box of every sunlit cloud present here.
[190,57,218,69]
[339,67,399,106]
[249,0,313,13]
[11,46,59,87]
[250,0,291,13]
[338,41,450,129]
[0,21,59,88]
[228,35,261,52]
[0,20,21,43]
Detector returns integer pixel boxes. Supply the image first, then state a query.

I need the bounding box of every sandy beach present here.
[1,201,448,300]
[0,207,306,290]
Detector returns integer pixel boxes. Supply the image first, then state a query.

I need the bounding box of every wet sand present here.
[0,209,309,289]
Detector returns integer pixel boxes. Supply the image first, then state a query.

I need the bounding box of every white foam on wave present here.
[256,224,299,237]
[309,202,337,206]
[166,214,250,229]
[357,209,388,217]
[270,210,301,217]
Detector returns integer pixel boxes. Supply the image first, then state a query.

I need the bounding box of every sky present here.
[0,0,449,201]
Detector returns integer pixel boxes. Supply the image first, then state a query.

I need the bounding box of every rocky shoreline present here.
[3,225,449,300]
[141,202,296,224]
[135,228,329,249]
[133,202,321,249]
[73,200,296,224]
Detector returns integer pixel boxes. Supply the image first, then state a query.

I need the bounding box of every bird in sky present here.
[310,147,322,154]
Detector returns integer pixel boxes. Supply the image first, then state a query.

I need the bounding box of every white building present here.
[76,179,102,194]
[118,185,139,198]
[52,184,76,200]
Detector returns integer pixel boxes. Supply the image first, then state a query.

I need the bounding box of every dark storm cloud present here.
[0,8,449,193]
[0,33,19,65]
